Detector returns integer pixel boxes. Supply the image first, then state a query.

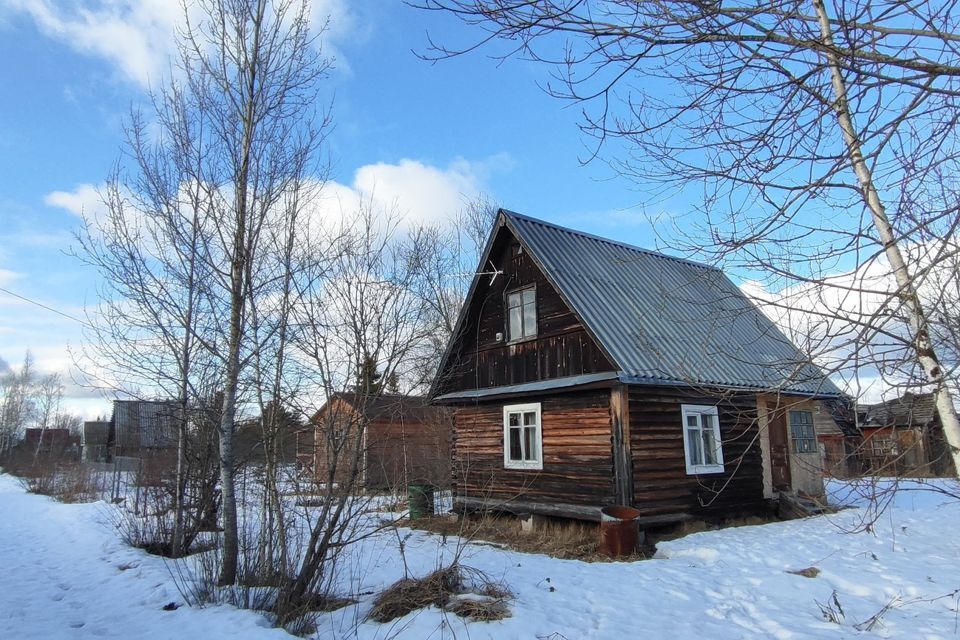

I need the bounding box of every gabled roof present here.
[313,392,439,423]
[435,209,841,397]
[859,392,937,428]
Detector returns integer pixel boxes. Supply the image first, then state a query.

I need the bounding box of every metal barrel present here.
[599,505,642,557]
[407,484,435,519]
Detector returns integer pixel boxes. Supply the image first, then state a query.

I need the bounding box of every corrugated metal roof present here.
[503,210,841,396]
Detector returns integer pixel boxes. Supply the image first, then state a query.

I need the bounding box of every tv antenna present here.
[450,260,503,285]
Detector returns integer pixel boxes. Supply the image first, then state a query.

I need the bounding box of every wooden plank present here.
[456,496,603,521]
[610,383,634,505]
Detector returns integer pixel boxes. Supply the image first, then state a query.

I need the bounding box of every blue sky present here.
[0,1,665,416]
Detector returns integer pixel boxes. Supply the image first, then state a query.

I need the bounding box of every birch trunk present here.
[812,0,960,477]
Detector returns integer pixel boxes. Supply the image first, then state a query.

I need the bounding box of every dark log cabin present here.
[431,210,842,525]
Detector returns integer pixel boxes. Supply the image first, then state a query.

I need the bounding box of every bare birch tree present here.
[168,0,331,584]
[78,0,332,574]
[416,0,960,475]
[0,352,35,456]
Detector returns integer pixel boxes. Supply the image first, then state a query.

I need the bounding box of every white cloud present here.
[6,0,181,87]
[317,156,504,230]
[0,268,20,288]
[44,183,103,218]
[742,238,960,402]
[5,0,355,87]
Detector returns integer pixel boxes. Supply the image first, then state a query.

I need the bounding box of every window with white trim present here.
[681,404,724,474]
[503,403,542,470]
[506,287,537,341]
[789,410,817,453]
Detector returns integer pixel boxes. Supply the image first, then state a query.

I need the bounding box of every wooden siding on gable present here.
[628,387,765,518]
[453,390,616,508]
[436,229,613,395]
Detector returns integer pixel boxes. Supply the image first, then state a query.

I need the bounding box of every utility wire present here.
[0,286,92,328]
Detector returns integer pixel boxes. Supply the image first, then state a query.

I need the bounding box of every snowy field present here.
[2,473,960,639]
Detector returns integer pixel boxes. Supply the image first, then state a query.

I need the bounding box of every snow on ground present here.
[0,473,287,640]
[3,472,960,639]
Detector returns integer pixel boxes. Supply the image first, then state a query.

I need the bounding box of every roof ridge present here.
[500,209,722,273]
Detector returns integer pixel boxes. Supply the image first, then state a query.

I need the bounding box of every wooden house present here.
[856,392,953,476]
[431,210,842,525]
[813,399,861,477]
[300,393,451,490]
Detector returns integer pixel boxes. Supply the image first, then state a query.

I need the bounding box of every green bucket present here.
[407,484,435,519]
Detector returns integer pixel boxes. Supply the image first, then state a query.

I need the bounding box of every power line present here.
[0,286,91,328]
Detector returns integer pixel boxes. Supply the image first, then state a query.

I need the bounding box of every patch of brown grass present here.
[367,564,513,624]
[445,596,511,622]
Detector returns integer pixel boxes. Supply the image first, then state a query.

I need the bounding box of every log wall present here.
[628,386,765,519]
[453,390,616,509]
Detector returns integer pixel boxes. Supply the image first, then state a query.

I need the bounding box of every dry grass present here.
[445,595,512,622]
[405,512,648,561]
[22,463,101,503]
[367,564,512,624]
[647,513,781,546]
[788,566,822,578]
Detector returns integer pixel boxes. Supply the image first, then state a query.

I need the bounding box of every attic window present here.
[681,404,724,474]
[506,287,537,341]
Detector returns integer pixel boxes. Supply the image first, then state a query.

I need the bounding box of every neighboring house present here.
[814,398,861,477]
[300,392,451,490]
[431,210,842,525]
[81,420,111,462]
[110,400,179,459]
[23,428,80,460]
[857,392,952,476]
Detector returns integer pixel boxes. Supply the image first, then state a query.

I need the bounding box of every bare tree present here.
[271,203,432,626]
[78,0,332,574]
[0,352,36,456]
[415,0,960,475]
[32,373,63,463]
[406,195,498,389]
[171,0,332,585]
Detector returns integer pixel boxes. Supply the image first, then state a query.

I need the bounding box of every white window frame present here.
[506,286,537,342]
[681,404,725,475]
[503,402,543,470]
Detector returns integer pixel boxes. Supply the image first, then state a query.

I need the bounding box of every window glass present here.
[506,287,536,340]
[509,427,522,461]
[524,426,539,461]
[789,410,816,453]
[509,305,523,341]
[523,303,537,337]
[702,421,717,464]
[686,428,702,465]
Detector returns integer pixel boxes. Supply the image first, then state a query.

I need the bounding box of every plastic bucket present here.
[407,484,435,519]
[599,505,642,557]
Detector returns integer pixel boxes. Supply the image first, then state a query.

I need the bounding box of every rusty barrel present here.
[599,505,642,558]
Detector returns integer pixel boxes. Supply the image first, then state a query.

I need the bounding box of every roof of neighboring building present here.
[313,392,441,423]
[859,392,938,428]
[814,397,860,437]
[439,210,841,396]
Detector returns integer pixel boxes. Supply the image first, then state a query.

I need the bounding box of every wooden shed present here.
[301,393,451,491]
[431,210,842,525]
[856,392,953,477]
